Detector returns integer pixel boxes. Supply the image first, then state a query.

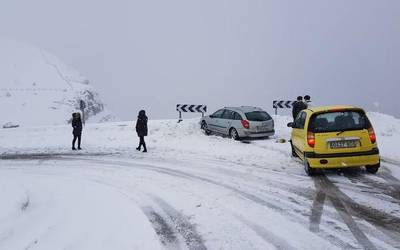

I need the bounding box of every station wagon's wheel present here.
[230,128,240,140]
[366,162,380,174]
[304,156,315,176]
[201,121,211,135]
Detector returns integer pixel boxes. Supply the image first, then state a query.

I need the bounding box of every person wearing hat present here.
[304,95,312,108]
[135,110,148,152]
[292,96,307,120]
[71,112,83,150]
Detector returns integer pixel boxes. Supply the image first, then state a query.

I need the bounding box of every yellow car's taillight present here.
[307,131,315,148]
[368,127,376,144]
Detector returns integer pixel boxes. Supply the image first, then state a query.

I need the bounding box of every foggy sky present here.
[1,0,399,120]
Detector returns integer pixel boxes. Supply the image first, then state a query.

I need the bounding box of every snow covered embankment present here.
[1,112,399,167]
[368,112,400,163]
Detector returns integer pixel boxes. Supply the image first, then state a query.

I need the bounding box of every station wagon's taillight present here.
[241,120,250,129]
[307,132,315,148]
[368,127,376,144]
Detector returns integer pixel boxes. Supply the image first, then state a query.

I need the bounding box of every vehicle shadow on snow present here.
[207,133,272,144]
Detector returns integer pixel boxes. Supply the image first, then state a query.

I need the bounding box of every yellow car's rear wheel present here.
[366,162,380,174]
[304,156,315,176]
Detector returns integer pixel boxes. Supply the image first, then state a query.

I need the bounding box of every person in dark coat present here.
[135,110,148,152]
[304,95,312,107]
[72,112,83,150]
[292,96,307,120]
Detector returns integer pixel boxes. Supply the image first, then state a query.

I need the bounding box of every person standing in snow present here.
[304,95,312,108]
[135,110,148,152]
[72,112,83,150]
[292,96,307,120]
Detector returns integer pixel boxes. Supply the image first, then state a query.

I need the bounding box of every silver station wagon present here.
[200,106,275,140]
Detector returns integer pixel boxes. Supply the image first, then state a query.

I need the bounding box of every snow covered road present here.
[1,115,400,249]
[1,153,400,250]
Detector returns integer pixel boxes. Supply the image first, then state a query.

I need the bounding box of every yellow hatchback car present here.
[288,105,380,175]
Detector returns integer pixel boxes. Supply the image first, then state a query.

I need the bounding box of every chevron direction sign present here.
[273,100,295,115]
[176,104,207,122]
[177,104,207,113]
[273,100,295,109]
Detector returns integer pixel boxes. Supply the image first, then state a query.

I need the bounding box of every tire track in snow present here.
[151,196,207,250]
[343,169,400,203]
[309,189,326,233]
[312,175,400,249]
[67,157,357,249]
[381,157,400,167]
[7,155,398,248]
[142,207,182,250]
[0,152,114,160]
[234,214,296,250]
[316,176,377,250]
[379,165,400,190]
[79,157,287,212]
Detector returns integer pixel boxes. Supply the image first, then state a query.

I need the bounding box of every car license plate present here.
[256,126,268,132]
[329,140,358,149]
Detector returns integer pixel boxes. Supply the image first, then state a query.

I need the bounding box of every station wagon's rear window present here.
[245,111,272,122]
[309,110,369,133]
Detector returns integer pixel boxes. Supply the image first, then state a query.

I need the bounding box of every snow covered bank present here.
[0,116,296,173]
[1,113,398,164]
[368,112,400,162]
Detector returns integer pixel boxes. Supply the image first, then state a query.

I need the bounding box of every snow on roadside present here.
[0,169,161,250]
[0,113,399,168]
[368,112,400,163]
[0,116,296,173]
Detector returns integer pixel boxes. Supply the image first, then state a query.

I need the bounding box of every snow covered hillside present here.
[0,38,113,127]
[1,114,399,249]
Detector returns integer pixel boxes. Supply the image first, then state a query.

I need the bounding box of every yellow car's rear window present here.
[309,110,370,133]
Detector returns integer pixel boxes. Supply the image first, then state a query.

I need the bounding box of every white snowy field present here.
[0,114,400,249]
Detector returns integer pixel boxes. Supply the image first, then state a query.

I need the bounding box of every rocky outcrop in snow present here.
[0,38,114,127]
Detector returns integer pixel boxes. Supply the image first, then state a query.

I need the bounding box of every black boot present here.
[136,147,141,151]
[72,147,76,150]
